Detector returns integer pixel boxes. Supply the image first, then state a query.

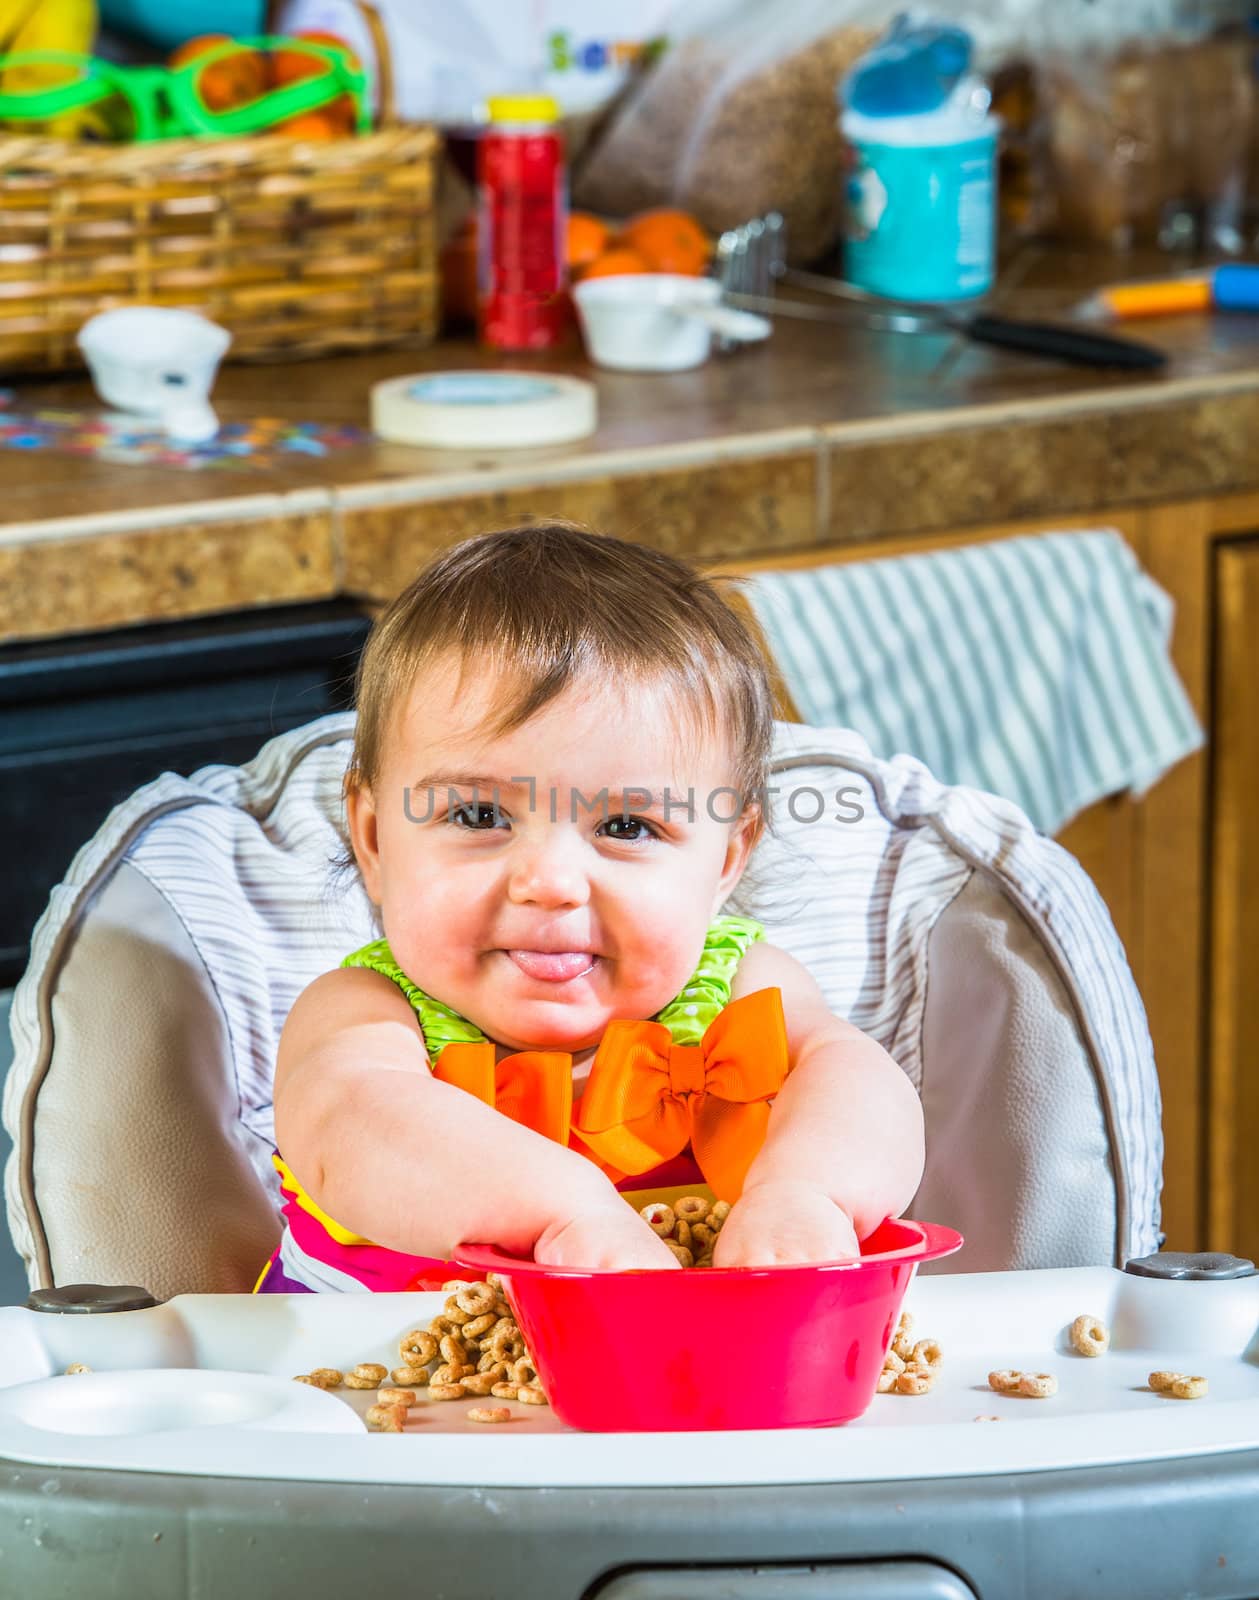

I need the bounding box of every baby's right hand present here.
[533,1202,682,1272]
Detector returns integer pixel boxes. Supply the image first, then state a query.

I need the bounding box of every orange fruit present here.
[273,110,343,141]
[566,213,612,277]
[579,247,652,280]
[272,30,360,130]
[169,34,267,112]
[617,209,711,276]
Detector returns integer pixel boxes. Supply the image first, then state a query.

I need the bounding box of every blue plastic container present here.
[101,0,266,52]
[841,104,998,303]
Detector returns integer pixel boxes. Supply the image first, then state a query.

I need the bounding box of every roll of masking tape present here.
[370,371,598,449]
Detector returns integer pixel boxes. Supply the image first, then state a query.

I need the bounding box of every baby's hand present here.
[533,1202,682,1272]
[712,1179,861,1269]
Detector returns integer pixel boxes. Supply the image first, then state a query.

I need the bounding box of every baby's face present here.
[348,654,757,1053]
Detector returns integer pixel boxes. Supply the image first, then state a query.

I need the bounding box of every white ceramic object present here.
[572,274,770,373]
[77,307,232,444]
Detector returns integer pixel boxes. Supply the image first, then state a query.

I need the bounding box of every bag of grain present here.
[574,0,890,264]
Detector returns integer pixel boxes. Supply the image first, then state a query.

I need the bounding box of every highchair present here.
[4,712,1255,1600]
[4,711,1161,1296]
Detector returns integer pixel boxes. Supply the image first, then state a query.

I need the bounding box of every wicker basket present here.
[0,3,439,372]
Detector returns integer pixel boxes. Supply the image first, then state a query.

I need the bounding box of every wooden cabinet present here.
[729,494,1259,1261]
[1209,533,1259,1263]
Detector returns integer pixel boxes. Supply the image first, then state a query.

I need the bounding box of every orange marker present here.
[1083,266,1259,320]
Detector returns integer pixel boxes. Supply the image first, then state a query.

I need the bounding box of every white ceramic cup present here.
[572,274,767,373]
[77,307,232,443]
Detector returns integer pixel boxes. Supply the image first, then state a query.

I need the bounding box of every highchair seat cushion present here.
[3,714,1162,1299]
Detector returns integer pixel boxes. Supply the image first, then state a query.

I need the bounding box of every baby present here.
[257,522,924,1293]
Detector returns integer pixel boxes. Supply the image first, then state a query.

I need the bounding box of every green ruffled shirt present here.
[341,913,765,1059]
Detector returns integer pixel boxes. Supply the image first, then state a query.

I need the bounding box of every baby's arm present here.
[714,942,925,1267]
[273,967,677,1271]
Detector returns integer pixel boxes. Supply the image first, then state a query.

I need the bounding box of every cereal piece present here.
[346,1362,389,1390]
[399,1329,438,1366]
[1148,1370,1181,1393]
[293,1374,316,1385]
[467,1406,513,1424]
[486,1272,505,1291]
[441,1279,471,1294]
[1017,1372,1057,1399]
[377,1387,417,1406]
[694,1251,715,1269]
[509,1356,538,1388]
[439,1334,467,1367]
[675,1218,692,1251]
[895,1370,933,1395]
[307,1367,344,1389]
[460,1371,503,1396]
[516,1384,548,1405]
[392,1365,429,1387]
[690,1223,716,1253]
[455,1282,497,1317]
[710,1200,732,1228]
[973,1415,1002,1423]
[1070,1314,1110,1358]
[428,1315,459,1339]
[642,1202,676,1238]
[441,1300,473,1327]
[988,1369,1022,1394]
[490,1382,519,1400]
[665,1240,694,1268]
[462,1312,497,1341]
[911,1340,943,1370]
[876,1369,898,1393]
[896,1311,914,1341]
[882,1349,906,1374]
[1170,1375,1208,1400]
[676,1195,711,1223]
[428,1382,467,1401]
[365,1402,408,1432]
[431,1361,474,1386]
[891,1331,915,1362]
[64,1363,91,1376]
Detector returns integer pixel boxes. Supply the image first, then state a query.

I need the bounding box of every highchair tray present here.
[1,1264,1257,1488]
[3,1264,1258,1600]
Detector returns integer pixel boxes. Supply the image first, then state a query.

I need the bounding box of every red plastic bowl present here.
[455,1217,962,1432]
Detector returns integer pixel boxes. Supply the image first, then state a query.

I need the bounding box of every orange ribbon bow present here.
[572,987,790,1202]
[433,1043,573,1146]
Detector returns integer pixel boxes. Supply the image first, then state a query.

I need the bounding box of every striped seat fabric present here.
[747,529,1203,834]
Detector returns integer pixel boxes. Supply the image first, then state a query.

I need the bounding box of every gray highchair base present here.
[3,1451,1259,1600]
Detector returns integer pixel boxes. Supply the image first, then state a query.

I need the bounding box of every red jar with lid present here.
[477,94,569,351]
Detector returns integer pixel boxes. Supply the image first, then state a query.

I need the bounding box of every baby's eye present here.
[449,802,506,831]
[599,815,657,843]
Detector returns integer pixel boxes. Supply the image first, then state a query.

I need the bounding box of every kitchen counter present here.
[5,244,1259,643]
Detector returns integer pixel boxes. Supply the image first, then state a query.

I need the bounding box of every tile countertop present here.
[5,244,1259,644]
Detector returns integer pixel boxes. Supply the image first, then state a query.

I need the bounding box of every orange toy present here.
[580,246,652,280]
[272,29,360,130]
[168,34,267,112]
[273,109,343,140]
[566,213,612,277]
[617,208,711,276]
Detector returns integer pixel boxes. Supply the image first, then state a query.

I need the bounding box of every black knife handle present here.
[963,314,1168,370]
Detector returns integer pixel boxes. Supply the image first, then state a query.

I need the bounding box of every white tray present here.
[2,1266,1256,1489]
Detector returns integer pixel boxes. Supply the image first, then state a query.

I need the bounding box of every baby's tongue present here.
[507,949,594,982]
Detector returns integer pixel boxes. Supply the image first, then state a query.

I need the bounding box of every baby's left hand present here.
[712,1178,860,1269]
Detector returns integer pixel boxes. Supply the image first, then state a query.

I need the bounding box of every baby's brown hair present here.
[344,522,776,835]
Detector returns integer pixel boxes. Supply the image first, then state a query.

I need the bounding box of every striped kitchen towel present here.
[746,529,1204,835]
